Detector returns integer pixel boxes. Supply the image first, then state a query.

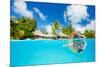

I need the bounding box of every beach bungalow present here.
[33,30,57,39]
[57,32,67,39]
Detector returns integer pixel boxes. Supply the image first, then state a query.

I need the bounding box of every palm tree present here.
[62,25,74,38]
[10,17,37,40]
[52,20,60,34]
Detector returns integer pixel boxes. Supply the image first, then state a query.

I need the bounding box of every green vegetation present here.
[10,16,95,40]
[52,20,60,34]
[83,30,95,38]
[10,16,37,40]
[62,25,74,38]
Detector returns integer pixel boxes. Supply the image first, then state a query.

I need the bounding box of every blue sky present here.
[10,0,95,32]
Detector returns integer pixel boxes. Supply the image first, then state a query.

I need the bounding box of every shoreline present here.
[10,38,95,41]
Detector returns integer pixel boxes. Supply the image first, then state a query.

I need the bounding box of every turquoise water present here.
[10,39,95,66]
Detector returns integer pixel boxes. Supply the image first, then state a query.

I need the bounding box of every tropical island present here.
[10,1,95,40]
[10,16,95,40]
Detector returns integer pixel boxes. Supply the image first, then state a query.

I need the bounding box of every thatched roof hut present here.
[44,34,57,38]
[33,30,45,36]
[58,32,67,37]
[33,30,56,39]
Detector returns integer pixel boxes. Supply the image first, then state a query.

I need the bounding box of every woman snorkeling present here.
[68,31,86,53]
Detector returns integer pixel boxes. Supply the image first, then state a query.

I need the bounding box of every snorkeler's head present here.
[73,31,78,36]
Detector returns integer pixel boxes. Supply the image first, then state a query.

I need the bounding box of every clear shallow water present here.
[10,39,95,66]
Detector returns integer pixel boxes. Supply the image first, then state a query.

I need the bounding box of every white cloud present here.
[73,20,95,33]
[63,4,95,33]
[86,20,95,30]
[73,24,86,33]
[64,4,89,24]
[33,7,46,20]
[45,25,52,34]
[14,0,33,18]
[64,11,67,22]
